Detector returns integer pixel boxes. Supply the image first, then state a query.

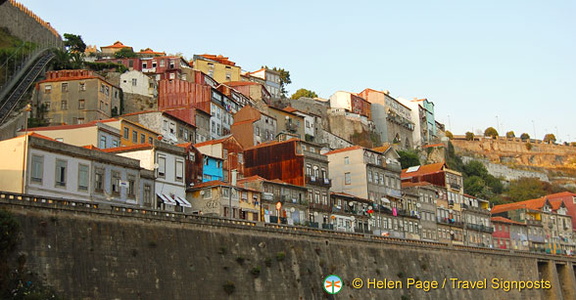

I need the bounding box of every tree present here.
[520,133,530,141]
[272,67,291,97]
[464,176,486,197]
[484,127,498,139]
[445,131,453,140]
[543,133,556,144]
[114,48,137,58]
[506,131,515,138]
[397,150,420,169]
[505,177,551,202]
[290,88,318,100]
[465,132,475,141]
[63,33,86,53]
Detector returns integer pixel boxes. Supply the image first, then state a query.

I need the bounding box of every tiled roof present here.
[102,41,131,49]
[401,162,446,179]
[198,54,236,66]
[491,216,526,226]
[225,81,260,87]
[490,197,562,214]
[38,75,101,84]
[192,180,228,189]
[324,145,363,156]
[545,191,576,199]
[371,145,391,153]
[194,135,234,148]
[12,132,57,142]
[137,48,165,55]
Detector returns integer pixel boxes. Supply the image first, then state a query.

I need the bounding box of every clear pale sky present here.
[21,0,576,143]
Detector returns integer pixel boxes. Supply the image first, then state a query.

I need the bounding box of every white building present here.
[104,141,190,212]
[120,70,157,98]
[0,133,155,206]
[21,121,121,149]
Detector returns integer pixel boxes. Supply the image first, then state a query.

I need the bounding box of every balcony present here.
[526,219,542,226]
[386,188,402,198]
[305,175,331,187]
[269,216,287,224]
[322,224,334,230]
[449,183,461,191]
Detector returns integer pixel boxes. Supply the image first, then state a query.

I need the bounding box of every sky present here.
[20,0,576,143]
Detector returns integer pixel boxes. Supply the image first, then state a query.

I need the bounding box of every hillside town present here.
[1,37,576,257]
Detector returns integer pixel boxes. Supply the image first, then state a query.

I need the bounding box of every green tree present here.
[505,177,551,202]
[463,160,488,178]
[506,131,515,138]
[290,88,318,99]
[464,176,486,197]
[445,131,453,140]
[543,133,556,144]
[484,127,498,139]
[63,33,86,53]
[397,150,421,169]
[114,47,137,58]
[272,67,291,97]
[465,131,475,141]
[520,133,530,141]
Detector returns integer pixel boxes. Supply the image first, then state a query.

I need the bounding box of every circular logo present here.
[323,275,343,295]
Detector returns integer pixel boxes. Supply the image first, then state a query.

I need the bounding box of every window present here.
[157,156,166,178]
[112,140,119,147]
[128,175,136,198]
[131,78,137,86]
[306,164,312,176]
[44,102,50,111]
[94,168,104,192]
[78,99,85,109]
[44,85,52,94]
[111,171,120,195]
[175,160,184,182]
[140,133,145,144]
[99,135,107,148]
[344,156,350,165]
[78,164,89,191]
[123,128,129,139]
[143,184,152,207]
[203,189,212,198]
[79,83,86,91]
[60,100,68,110]
[368,171,372,182]
[132,130,138,143]
[345,172,351,185]
[148,137,153,144]
[142,62,147,69]
[31,155,43,183]
[55,159,67,187]
[61,83,68,92]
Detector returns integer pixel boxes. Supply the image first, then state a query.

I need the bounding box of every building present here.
[187,180,260,221]
[97,118,160,147]
[0,133,155,206]
[359,89,414,149]
[100,41,133,56]
[103,141,191,212]
[330,192,373,233]
[22,121,121,149]
[267,106,305,140]
[231,106,277,148]
[121,110,196,145]
[329,91,371,119]
[238,175,308,225]
[325,145,411,236]
[192,54,241,83]
[462,194,493,247]
[35,70,121,125]
[283,107,318,142]
[224,81,271,107]
[402,182,439,242]
[243,68,282,99]
[194,135,244,183]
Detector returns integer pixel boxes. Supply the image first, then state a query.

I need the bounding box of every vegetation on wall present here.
[398,149,421,169]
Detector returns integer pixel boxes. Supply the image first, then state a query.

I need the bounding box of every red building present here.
[243,139,305,186]
[491,216,525,250]
[545,192,576,230]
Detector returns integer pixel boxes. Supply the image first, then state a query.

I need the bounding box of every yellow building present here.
[98,118,160,147]
[192,54,241,83]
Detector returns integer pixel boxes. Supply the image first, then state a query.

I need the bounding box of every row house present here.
[187,180,261,221]
[402,182,439,242]
[242,67,282,99]
[194,135,244,183]
[120,70,157,99]
[224,81,271,111]
[103,141,191,212]
[176,142,204,189]
[35,70,121,125]
[98,118,160,147]
[491,217,529,251]
[216,83,253,109]
[359,89,414,149]
[121,110,196,144]
[0,133,155,206]
[97,54,193,82]
[231,106,277,149]
[283,107,319,142]
[192,54,242,83]
[242,138,332,228]
[325,145,411,237]
[330,192,372,233]
[238,175,308,225]
[462,194,493,247]
[22,121,120,149]
[268,106,305,140]
[402,163,468,245]
[492,198,575,254]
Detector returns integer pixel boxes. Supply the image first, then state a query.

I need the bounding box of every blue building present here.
[202,154,224,182]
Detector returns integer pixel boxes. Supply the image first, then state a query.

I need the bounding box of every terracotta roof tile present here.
[324,145,364,156]
[401,162,446,179]
[102,41,132,49]
[491,216,526,226]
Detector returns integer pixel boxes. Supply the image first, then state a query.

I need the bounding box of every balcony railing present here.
[526,219,542,226]
[305,175,332,187]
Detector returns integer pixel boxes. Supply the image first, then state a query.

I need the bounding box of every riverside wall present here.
[2,193,576,300]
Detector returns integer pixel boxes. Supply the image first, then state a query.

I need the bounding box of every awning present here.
[157,193,176,205]
[174,196,192,208]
